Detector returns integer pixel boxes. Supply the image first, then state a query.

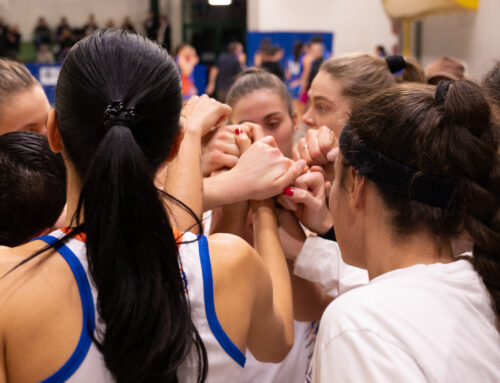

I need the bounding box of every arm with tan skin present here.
[277,208,333,321]
[163,95,231,233]
[247,198,295,361]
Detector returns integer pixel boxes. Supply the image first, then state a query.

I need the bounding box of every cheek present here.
[264,125,294,157]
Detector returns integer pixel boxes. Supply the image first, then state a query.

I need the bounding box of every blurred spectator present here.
[257,39,284,81]
[175,43,199,100]
[36,44,55,63]
[306,40,325,89]
[426,56,466,85]
[206,41,245,101]
[33,17,52,51]
[144,10,158,41]
[121,17,136,33]
[57,28,75,62]
[105,19,116,29]
[157,15,171,52]
[56,17,71,40]
[83,14,98,34]
[376,45,387,58]
[285,41,305,118]
[5,25,21,60]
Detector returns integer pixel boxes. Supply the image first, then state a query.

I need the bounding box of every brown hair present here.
[397,56,426,83]
[226,67,293,118]
[346,80,500,327]
[483,62,500,125]
[320,54,425,109]
[0,58,38,112]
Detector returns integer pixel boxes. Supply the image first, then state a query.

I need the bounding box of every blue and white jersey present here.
[35,230,245,382]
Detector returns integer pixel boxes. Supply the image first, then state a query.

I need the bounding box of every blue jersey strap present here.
[32,235,96,383]
[198,234,246,367]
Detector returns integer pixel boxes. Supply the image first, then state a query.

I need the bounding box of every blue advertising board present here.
[246,31,334,68]
[25,62,209,103]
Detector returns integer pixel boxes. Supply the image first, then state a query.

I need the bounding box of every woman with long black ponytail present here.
[0,30,296,382]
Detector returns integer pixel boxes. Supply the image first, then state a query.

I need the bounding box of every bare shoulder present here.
[207,233,267,279]
[0,241,47,275]
[0,240,74,315]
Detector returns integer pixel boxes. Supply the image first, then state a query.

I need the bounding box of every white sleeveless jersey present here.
[36,230,245,382]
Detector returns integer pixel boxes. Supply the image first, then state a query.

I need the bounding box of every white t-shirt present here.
[242,321,318,383]
[294,236,368,297]
[308,257,500,382]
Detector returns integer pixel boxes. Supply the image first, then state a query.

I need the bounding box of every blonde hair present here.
[320,53,425,109]
[0,58,38,112]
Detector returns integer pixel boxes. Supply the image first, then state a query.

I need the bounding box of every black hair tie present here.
[385,55,406,74]
[103,101,137,131]
[435,81,452,106]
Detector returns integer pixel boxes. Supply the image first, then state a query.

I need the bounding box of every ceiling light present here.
[209,0,232,5]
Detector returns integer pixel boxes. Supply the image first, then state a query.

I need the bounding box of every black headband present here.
[385,55,406,74]
[103,101,137,131]
[339,125,456,208]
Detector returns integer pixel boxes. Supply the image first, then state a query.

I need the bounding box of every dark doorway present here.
[182,0,246,64]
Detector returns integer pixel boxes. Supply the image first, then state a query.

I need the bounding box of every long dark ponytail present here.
[346,80,500,328]
[54,30,207,382]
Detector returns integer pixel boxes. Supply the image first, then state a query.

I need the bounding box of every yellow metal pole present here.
[403,18,411,56]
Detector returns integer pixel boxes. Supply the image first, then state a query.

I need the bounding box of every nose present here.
[302,106,315,128]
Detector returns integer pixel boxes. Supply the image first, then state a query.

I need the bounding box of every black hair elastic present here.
[385,55,406,74]
[435,80,452,105]
[103,101,137,130]
[339,125,456,208]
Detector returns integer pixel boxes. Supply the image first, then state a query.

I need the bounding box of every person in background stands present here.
[426,56,466,85]
[157,14,171,52]
[143,10,158,41]
[206,41,245,102]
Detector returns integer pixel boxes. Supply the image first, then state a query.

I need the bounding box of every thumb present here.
[235,127,251,154]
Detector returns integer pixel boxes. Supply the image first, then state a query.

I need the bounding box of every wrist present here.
[183,124,204,139]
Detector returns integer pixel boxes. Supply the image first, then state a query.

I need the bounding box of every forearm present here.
[210,202,249,237]
[164,129,203,233]
[203,170,243,210]
[252,200,294,339]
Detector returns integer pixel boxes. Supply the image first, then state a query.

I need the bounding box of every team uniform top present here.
[308,256,500,382]
[35,229,245,382]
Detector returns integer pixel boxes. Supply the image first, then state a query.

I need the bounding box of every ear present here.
[47,108,64,153]
[166,125,185,163]
[346,167,366,211]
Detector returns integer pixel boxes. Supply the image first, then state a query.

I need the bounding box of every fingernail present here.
[235,127,241,135]
[283,187,294,197]
[326,147,339,162]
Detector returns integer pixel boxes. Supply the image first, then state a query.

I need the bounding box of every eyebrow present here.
[237,112,283,125]
[311,95,334,104]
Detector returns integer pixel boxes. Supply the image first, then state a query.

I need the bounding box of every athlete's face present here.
[231,89,296,158]
[0,85,50,135]
[302,70,351,139]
